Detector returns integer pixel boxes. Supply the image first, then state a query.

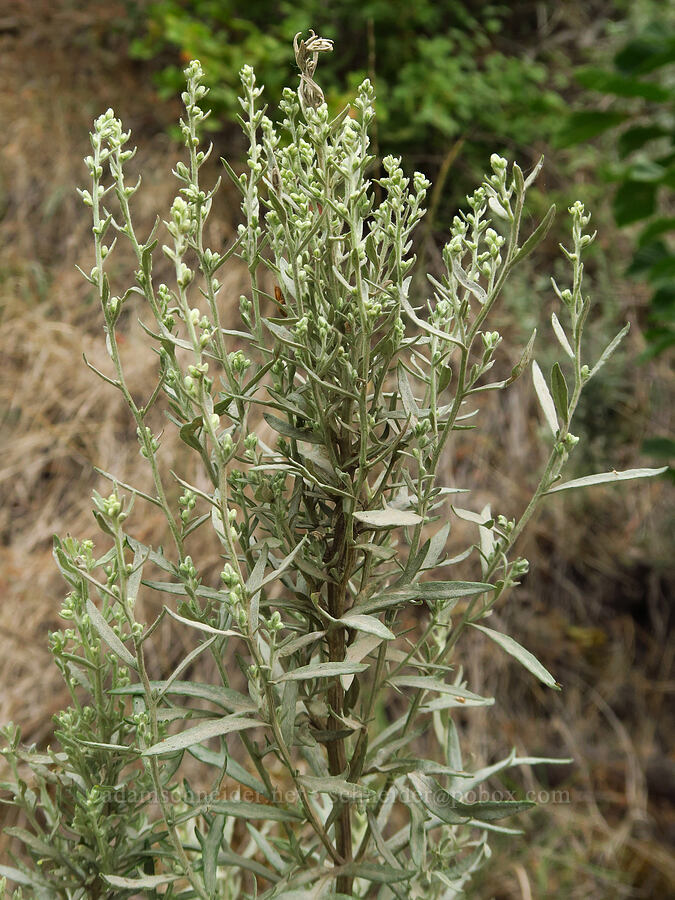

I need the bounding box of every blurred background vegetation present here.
[0,1,673,897]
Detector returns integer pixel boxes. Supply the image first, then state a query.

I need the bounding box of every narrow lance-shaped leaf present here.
[143,714,262,756]
[354,508,424,528]
[403,581,494,602]
[409,772,535,823]
[550,362,569,425]
[200,813,226,896]
[85,599,137,669]
[397,363,419,423]
[209,800,303,823]
[279,677,298,749]
[246,545,267,630]
[505,328,536,385]
[532,359,558,436]
[110,679,255,713]
[551,312,574,359]
[102,873,181,890]
[589,323,630,378]
[338,614,395,641]
[511,203,556,264]
[546,466,668,494]
[470,623,560,689]
[263,413,323,444]
[297,774,375,800]
[275,661,369,683]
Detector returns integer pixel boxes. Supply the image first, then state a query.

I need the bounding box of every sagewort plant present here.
[0,32,665,900]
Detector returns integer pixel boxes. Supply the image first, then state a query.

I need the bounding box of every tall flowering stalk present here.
[0,32,664,900]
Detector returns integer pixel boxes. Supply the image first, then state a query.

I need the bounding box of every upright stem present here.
[326,504,354,893]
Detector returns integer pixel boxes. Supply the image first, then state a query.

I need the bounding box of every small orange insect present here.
[274,285,286,315]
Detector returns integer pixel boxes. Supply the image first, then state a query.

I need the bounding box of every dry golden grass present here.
[0,4,673,897]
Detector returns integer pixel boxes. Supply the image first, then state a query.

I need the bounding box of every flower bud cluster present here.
[228,349,251,375]
[137,424,160,458]
[94,490,125,522]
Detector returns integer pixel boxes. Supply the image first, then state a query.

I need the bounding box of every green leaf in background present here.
[575,67,672,102]
[614,28,675,75]
[556,109,628,147]
[618,124,670,158]
[638,217,675,247]
[613,179,659,226]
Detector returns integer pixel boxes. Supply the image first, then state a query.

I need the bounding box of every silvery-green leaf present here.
[477,502,494,573]
[406,581,493,601]
[452,506,490,525]
[451,257,488,303]
[338,614,395,641]
[110,680,255,713]
[589,323,630,378]
[0,866,34,887]
[276,630,326,658]
[85,599,137,669]
[342,633,382,689]
[335,862,414,884]
[423,522,450,570]
[142,714,262,756]
[532,359,558,435]
[551,312,574,358]
[246,823,286,874]
[297,774,375,800]
[404,798,427,874]
[354,541,397,560]
[200,814,226,896]
[488,196,510,219]
[524,155,545,189]
[164,606,240,638]
[275,662,368,682]
[260,537,308,590]
[550,362,569,425]
[264,413,323,444]
[397,363,419,422]
[280,678,298,749]
[353,508,423,528]
[102,874,181,889]
[506,328,537,386]
[246,545,268,596]
[365,811,408,899]
[210,800,302,822]
[409,772,535,823]
[511,203,556,264]
[471,623,559,689]
[390,675,493,706]
[546,466,668,493]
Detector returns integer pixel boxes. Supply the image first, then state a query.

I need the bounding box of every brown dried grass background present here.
[0,4,673,897]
